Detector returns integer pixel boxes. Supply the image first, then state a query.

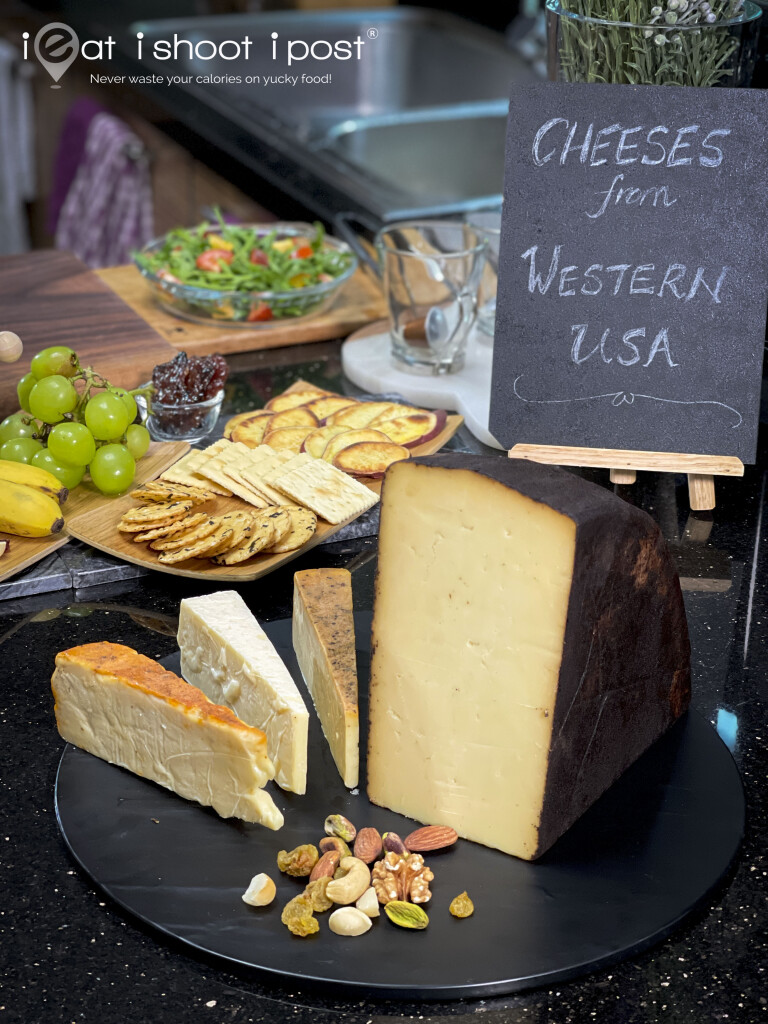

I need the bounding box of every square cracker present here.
[270,460,378,524]
[160,450,232,496]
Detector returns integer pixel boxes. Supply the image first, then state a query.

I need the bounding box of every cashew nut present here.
[325,856,371,905]
[241,872,276,907]
[328,906,372,936]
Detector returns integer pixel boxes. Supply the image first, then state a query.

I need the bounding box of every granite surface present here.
[1,345,766,1023]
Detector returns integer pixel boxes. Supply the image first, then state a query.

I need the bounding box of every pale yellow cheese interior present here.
[53,660,284,830]
[368,465,576,859]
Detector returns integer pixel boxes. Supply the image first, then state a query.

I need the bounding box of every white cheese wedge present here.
[293,569,359,788]
[178,590,309,794]
[51,641,283,830]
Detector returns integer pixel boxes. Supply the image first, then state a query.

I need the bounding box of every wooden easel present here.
[507,444,744,511]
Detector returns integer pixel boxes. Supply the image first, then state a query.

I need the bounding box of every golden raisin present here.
[277,844,319,877]
[449,891,474,918]
[304,877,333,913]
[281,893,319,937]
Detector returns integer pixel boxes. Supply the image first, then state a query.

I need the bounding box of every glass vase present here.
[546,0,762,86]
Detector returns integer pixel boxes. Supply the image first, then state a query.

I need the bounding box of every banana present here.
[0,481,64,537]
[0,459,68,504]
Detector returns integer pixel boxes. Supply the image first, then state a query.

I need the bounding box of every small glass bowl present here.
[136,387,224,444]
[134,223,358,328]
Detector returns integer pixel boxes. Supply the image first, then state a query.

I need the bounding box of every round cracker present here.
[208,511,255,556]
[210,511,279,565]
[150,516,219,551]
[267,505,317,553]
[119,501,193,529]
[132,514,208,544]
[157,523,235,564]
[130,482,213,505]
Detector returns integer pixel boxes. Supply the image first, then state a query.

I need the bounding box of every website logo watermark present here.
[22,21,377,89]
[24,23,80,87]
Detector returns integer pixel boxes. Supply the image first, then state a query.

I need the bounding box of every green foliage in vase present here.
[556,0,752,86]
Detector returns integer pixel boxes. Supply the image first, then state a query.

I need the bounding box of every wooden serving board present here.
[63,413,464,583]
[0,251,178,420]
[0,442,189,586]
[96,265,387,356]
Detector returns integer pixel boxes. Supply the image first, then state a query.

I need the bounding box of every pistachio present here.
[319,836,352,860]
[324,813,357,843]
[382,831,408,856]
[384,900,429,930]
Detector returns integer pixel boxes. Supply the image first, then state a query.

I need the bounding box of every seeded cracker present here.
[210,512,279,564]
[268,506,317,553]
[157,523,235,563]
[118,501,194,531]
[132,514,208,543]
[150,515,220,551]
[269,460,378,524]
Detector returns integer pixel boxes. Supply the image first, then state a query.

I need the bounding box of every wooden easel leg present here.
[687,474,716,511]
[610,468,637,485]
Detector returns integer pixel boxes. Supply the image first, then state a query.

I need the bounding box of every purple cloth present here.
[47,98,105,236]
[54,112,154,268]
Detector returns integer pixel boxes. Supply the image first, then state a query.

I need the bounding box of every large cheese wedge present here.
[367,455,691,861]
[178,590,309,794]
[51,642,283,830]
[293,569,359,788]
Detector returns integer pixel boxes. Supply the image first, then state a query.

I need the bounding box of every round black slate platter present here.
[54,614,745,1000]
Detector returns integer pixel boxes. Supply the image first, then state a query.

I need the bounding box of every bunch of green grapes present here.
[0,346,151,495]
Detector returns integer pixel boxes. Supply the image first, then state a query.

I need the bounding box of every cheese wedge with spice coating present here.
[293,569,359,788]
[178,590,309,794]
[51,642,283,830]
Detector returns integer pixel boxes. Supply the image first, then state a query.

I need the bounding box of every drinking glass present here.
[375,221,488,375]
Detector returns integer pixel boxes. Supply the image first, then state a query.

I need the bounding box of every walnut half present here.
[371,851,434,905]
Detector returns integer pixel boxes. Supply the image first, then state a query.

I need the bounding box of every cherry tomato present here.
[291,246,314,260]
[249,249,269,266]
[196,249,234,272]
[247,302,273,322]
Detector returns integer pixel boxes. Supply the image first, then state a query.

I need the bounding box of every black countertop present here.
[2,344,766,1024]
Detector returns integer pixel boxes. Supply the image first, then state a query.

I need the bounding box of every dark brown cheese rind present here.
[378,454,691,860]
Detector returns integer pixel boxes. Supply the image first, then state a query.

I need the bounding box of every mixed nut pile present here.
[242,813,474,938]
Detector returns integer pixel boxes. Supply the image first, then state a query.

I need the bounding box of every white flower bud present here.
[705,10,716,19]
[651,5,663,13]
[654,32,668,42]
[644,26,655,35]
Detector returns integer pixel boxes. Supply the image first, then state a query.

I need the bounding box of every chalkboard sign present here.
[490,82,768,463]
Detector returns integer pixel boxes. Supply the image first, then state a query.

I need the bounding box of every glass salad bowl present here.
[134,221,358,328]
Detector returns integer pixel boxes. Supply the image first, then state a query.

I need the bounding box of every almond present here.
[309,850,340,881]
[353,827,383,864]
[403,825,458,852]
